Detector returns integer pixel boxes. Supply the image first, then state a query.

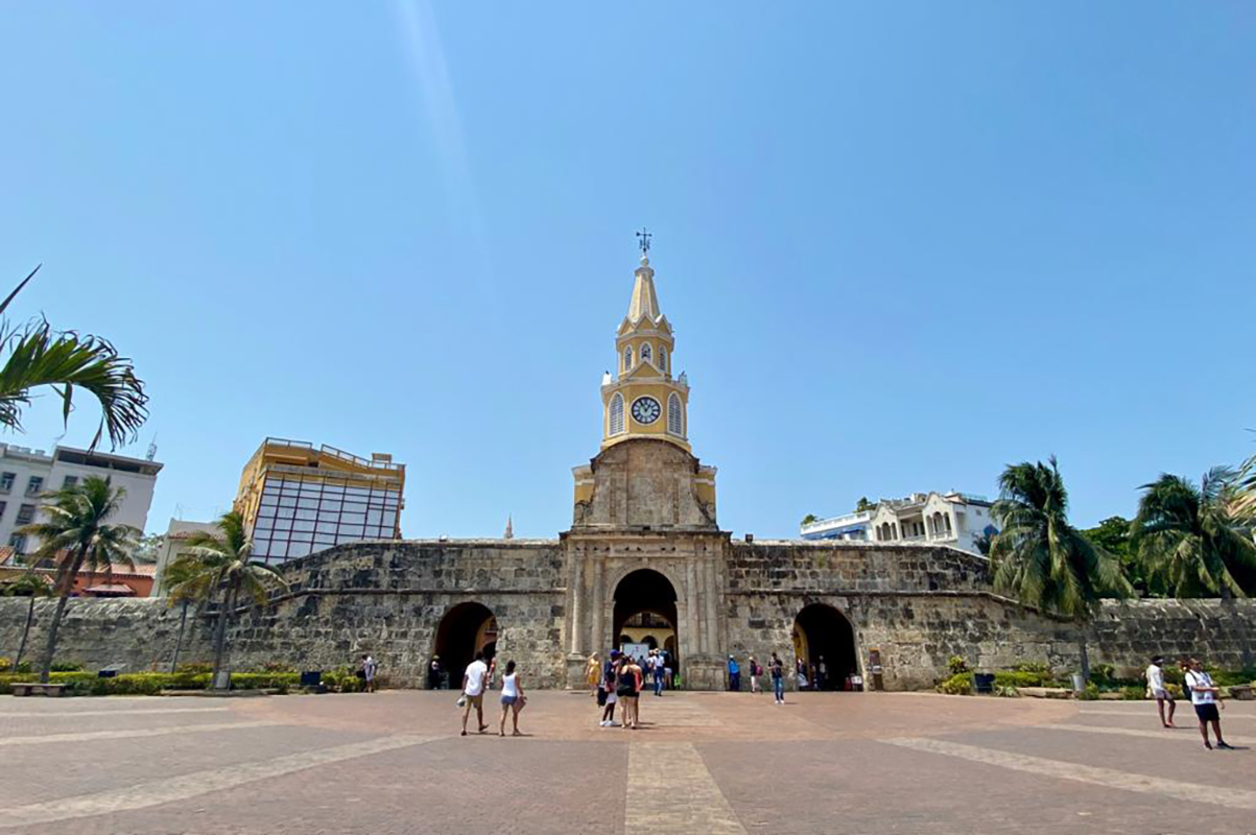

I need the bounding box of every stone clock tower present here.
[564,238,727,691]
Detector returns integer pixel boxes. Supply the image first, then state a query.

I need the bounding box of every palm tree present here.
[165,512,288,688]
[1130,470,1256,599]
[161,549,206,674]
[2,564,52,670]
[17,476,140,683]
[989,457,1129,681]
[0,266,148,450]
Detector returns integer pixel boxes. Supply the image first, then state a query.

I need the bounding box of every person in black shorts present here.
[1183,658,1233,750]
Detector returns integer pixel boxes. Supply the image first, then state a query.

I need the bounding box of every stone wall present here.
[2,536,1254,691]
[0,597,213,672]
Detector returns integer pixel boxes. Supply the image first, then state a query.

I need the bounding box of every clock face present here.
[631,396,662,425]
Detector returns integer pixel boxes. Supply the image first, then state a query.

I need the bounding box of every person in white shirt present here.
[1145,656,1175,728]
[1182,658,1232,751]
[460,651,490,737]
[498,660,526,737]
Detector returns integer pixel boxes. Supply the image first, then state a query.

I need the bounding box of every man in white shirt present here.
[1145,656,1175,728]
[461,651,490,736]
[1183,658,1232,751]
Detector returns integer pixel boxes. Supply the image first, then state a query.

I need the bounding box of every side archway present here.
[792,604,858,691]
[432,602,497,690]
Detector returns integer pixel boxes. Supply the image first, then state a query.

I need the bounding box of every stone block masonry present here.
[2,537,1255,690]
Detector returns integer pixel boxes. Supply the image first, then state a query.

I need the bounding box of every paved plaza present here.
[0,690,1252,834]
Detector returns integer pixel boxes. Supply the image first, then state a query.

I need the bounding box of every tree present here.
[165,512,288,688]
[18,476,140,683]
[0,267,148,450]
[1130,470,1256,599]
[2,564,51,670]
[989,457,1129,681]
[1082,515,1156,596]
[972,530,994,557]
[855,497,875,512]
[801,513,819,526]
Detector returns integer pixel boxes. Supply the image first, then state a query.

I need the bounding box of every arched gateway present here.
[432,602,496,690]
[792,604,859,691]
[613,569,679,668]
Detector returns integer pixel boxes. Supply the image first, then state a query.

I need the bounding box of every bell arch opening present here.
[792,603,858,691]
[613,569,679,670]
[432,602,497,690]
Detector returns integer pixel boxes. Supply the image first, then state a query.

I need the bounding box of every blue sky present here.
[2,2,1253,539]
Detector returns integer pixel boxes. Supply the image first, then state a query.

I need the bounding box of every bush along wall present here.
[0,671,300,696]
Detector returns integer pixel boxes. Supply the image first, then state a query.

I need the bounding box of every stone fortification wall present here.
[726,541,991,594]
[1089,598,1256,674]
[229,539,568,687]
[0,597,213,672]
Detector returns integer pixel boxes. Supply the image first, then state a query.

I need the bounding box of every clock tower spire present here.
[600,238,690,452]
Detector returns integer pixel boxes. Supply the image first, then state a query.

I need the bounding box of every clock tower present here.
[599,248,692,453]
[571,238,718,530]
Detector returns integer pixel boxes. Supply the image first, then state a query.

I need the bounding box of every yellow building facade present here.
[235,438,405,564]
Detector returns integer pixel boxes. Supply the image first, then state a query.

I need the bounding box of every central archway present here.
[792,604,858,691]
[432,602,497,690]
[613,569,679,672]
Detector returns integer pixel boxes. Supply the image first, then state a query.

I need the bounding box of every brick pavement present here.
[0,690,1252,834]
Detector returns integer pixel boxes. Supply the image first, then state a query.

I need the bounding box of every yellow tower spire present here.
[600,233,690,452]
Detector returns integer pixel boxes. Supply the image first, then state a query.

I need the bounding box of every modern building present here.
[802,492,997,554]
[0,443,162,554]
[234,438,405,565]
[0,547,157,597]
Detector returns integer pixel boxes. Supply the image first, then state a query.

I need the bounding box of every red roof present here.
[83,584,137,595]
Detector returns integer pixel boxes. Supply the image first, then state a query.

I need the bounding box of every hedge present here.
[0,671,299,696]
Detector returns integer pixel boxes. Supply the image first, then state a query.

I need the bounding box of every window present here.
[623,346,633,371]
[658,347,667,373]
[609,393,625,435]
[641,342,652,365]
[8,533,26,553]
[0,501,6,520]
[25,476,43,497]
[16,504,35,525]
[62,475,79,489]
[668,393,683,435]
[0,472,14,493]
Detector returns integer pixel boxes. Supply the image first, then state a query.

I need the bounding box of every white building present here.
[151,518,221,597]
[0,443,163,554]
[801,491,997,555]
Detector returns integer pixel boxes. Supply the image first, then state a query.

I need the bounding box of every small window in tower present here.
[668,393,683,435]
[623,347,633,371]
[659,347,667,373]
[609,393,625,435]
[641,343,652,366]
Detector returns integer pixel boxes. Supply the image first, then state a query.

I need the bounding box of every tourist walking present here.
[1145,656,1175,728]
[599,649,621,726]
[652,651,665,696]
[1183,658,1233,750]
[770,652,785,704]
[618,654,643,729]
[749,655,763,694]
[728,655,741,691]
[795,657,808,691]
[586,652,600,698]
[664,652,674,690]
[818,655,828,690]
[360,654,378,694]
[498,660,526,737]
[485,656,498,691]
[459,651,490,736]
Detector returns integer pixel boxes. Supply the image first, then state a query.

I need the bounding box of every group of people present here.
[725,653,788,702]
[591,649,646,728]
[1146,656,1233,750]
[458,651,527,737]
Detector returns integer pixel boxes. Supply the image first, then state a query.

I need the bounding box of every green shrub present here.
[1014,661,1052,677]
[0,657,11,673]
[175,661,213,674]
[49,661,85,673]
[947,656,969,676]
[1212,668,1256,687]
[995,670,1053,689]
[1163,666,1184,686]
[1120,685,1146,700]
[322,666,364,693]
[937,672,973,696]
[1090,664,1116,687]
[1075,683,1100,701]
[994,684,1020,698]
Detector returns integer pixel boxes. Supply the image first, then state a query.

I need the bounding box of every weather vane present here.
[636,227,652,258]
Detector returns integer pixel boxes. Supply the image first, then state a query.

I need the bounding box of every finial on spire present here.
[636,227,652,264]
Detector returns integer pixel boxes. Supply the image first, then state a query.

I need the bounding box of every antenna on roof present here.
[146,435,158,462]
